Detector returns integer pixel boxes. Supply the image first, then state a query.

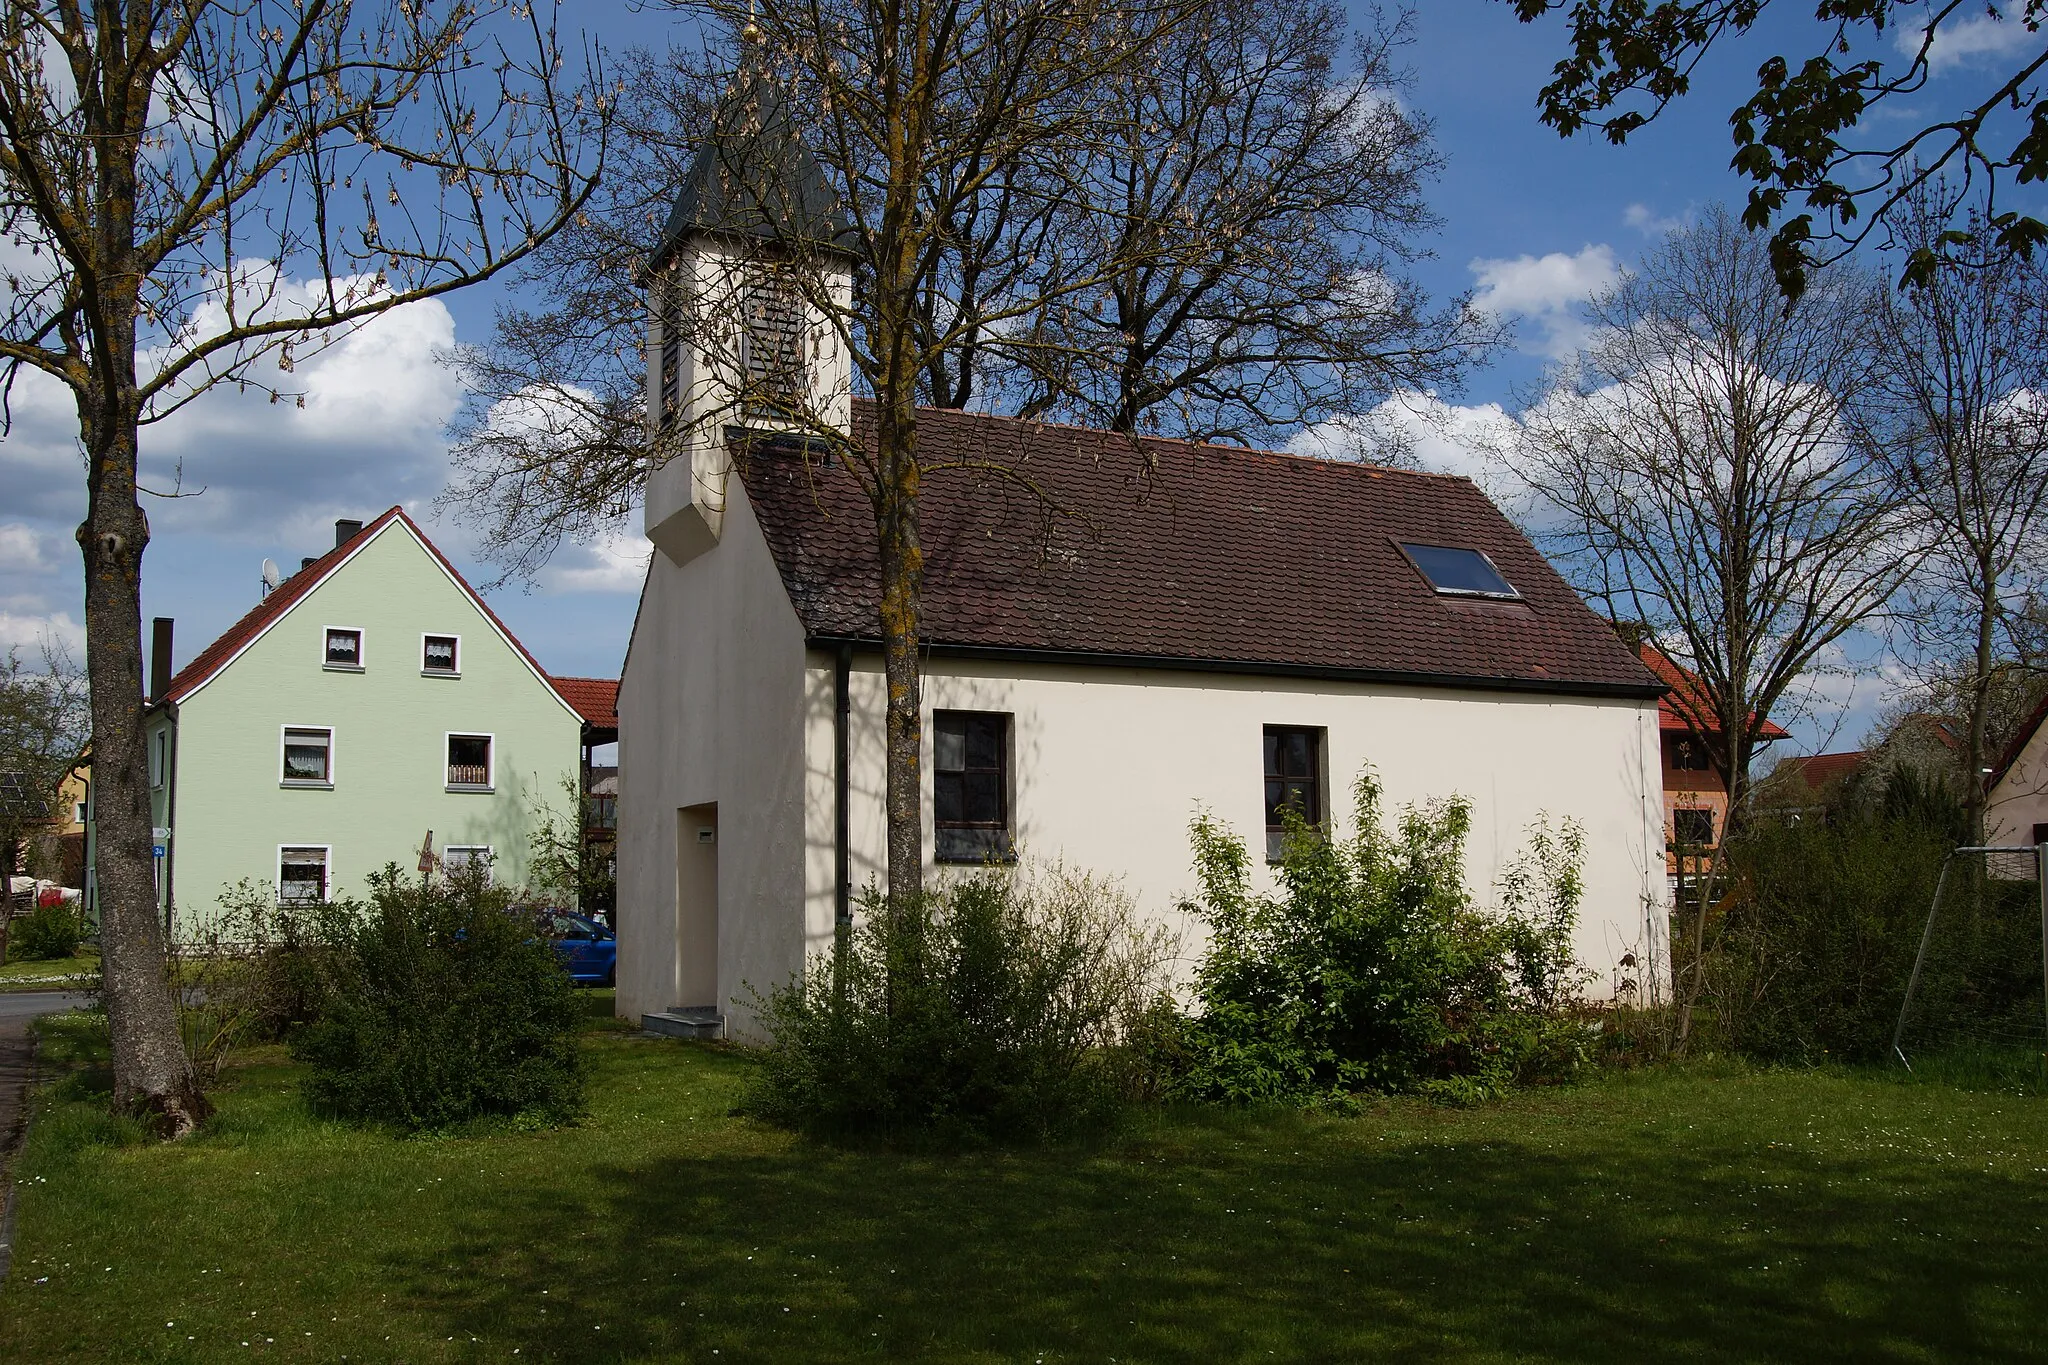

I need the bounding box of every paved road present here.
[0,992,91,1026]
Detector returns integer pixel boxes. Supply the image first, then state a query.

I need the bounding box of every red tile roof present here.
[552,676,619,730]
[158,507,575,720]
[1635,644,1791,740]
[1779,751,1867,789]
[739,404,1662,696]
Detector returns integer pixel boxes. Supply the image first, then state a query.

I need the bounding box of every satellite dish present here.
[260,558,280,598]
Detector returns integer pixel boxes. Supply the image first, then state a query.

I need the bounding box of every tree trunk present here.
[1964,592,1997,845]
[875,397,925,905]
[76,332,210,1138]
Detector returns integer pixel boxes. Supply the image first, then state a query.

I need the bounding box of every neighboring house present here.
[1631,644,1788,882]
[614,78,1673,1037]
[135,509,584,933]
[1987,696,2048,848]
[552,675,621,919]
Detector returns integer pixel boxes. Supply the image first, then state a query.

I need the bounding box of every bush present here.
[171,881,353,1083]
[1175,768,1591,1107]
[291,865,584,1132]
[11,898,85,959]
[742,865,1175,1143]
[1706,776,2039,1065]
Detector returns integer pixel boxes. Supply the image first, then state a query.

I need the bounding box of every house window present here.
[444,845,494,883]
[934,711,1011,863]
[1672,807,1716,848]
[446,733,493,790]
[2032,823,2048,847]
[1669,737,1712,771]
[1397,542,1520,599]
[741,272,806,416]
[324,627,363,669]
[422,634,460,675]
[1264,725,1325,861]
[149,729,167,789]
[282,727,334,786]
[278,847,330,904]
[585,794,617,832]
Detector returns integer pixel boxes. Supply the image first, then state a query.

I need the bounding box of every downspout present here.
[834,643,851,931]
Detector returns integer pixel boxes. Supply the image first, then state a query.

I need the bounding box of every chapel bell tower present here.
[642,67,854,567]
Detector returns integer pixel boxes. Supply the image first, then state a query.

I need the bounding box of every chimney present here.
[150,617,174,702]
[335,518,363,549]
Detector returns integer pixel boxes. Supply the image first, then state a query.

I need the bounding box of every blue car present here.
[545,911,617,986]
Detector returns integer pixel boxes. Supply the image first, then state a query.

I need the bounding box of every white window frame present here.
[442,844,495,884]
[444,731,495,792]
[421,632,461,678]
[149,728,167,789]
[322,625,365,672]
[281,724,336,788]
[277,844,332,905]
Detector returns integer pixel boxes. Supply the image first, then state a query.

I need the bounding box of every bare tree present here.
[0,639,89,960]
[1503,209,1920,1047]
[1864,187,2048,840]
[0,0,604,1133]
[1031,0,1497,443]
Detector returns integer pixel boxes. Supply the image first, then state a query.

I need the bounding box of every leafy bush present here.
[1175,768,1591,1107]
[291,865,584,1132]
[1706,777,2039,1065]
[172,881,352,1083]
[742,865,1176,1143]
[11,897,85,959]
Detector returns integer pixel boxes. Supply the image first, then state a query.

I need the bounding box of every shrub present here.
[1706,778,2039,1065]
[291,864,584,1131]
[742,865,1176,1143]
[1176,768,1591,1106]
[171,881,354,1083]
[11,898,85,959]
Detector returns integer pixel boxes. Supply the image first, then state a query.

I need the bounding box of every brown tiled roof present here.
[1635,644,1791,739]
[159,507,575,718]
[552,676,619,729]
[738,403,1662,697]
[1779,751,1867,789]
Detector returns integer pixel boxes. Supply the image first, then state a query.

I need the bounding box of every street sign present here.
[151,827,169,840]
[151,844,165,858]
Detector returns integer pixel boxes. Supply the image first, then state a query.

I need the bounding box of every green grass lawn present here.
[4,1001,2046,1364]
[0,950,97,992]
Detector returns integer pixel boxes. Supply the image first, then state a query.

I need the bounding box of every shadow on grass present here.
[369,1046,2047,1364]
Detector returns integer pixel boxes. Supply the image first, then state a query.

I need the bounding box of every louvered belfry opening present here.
[741,270,806,417]
[658,268,685,428]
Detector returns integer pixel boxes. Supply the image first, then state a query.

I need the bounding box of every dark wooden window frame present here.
[934,710,1013,864]
[1264,724,1326,862]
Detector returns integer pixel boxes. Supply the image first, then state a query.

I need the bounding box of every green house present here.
[140,508,589,932]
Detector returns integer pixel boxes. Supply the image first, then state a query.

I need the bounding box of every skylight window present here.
[1398,543,1520,599]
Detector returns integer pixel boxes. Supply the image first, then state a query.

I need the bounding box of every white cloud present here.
[1288,391,1517,484]
[0,611,84,658]
[1469,244,1620,359]
[1623,203,1690,236]
[0,523,53,574]
[1897,9,2041,73]
[540,532,652,595]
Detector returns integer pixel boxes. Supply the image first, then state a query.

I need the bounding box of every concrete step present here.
[642,1008,726,1041]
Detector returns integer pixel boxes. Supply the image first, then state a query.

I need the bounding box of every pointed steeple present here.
[648,67,852,274]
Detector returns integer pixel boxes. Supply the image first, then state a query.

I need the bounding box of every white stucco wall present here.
[1988,725,2048,850]
[798,657,1670,1012]
[615,484,811,1026]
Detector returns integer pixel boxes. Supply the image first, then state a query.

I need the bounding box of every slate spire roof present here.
[737,402,1665,699]
[648,68,851,273]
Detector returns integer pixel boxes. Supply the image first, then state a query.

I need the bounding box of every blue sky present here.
[2,1,2034,754]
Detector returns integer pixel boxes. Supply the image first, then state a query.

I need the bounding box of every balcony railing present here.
[447,763,489,786]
